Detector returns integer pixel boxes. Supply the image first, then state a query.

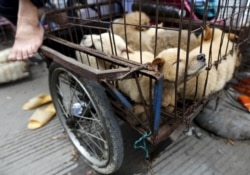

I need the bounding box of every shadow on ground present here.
[69,122,173,175]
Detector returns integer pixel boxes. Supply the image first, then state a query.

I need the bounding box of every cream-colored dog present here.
[178,26,240,100]
[118,48,206,112]
[75,32,133,70]
[0,48,12,63]
[0,48,30,83]
[111,11,153,52]
[150,29,201,55]
[118,51,155,102]
[145,23,164,38]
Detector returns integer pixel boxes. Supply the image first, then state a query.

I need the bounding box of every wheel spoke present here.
[49,64,123,172]
[76,121,106,143]
[76,128,107,159]
[57,72,108,158]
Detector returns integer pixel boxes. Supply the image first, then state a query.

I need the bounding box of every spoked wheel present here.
[49,62,124,174]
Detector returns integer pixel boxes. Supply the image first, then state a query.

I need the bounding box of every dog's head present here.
[200,26,224,42]
[80,33,133,56]
[124,11,150,31]
[201,26,238,43]
[151,48,206,83]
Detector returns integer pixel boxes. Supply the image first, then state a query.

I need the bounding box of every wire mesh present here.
[41,0,250,143]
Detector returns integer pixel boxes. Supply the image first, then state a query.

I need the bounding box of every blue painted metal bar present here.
[102,80,133,111]
[153,75,164,132]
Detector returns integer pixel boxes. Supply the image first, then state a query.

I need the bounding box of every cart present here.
[39,0,250,174]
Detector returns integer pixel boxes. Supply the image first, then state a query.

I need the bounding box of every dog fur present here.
[118,51,155,104]
[178,26,240,100]
[145,23,164,38]
[111,11,153,52]
[0,48,12,63]
[118,48,206,112]
[150,29,201,55]
[119,50,154,63]
[112,11,150,34]
[0,62,30,83]
[75,32,133,70]
[0,48,30,83]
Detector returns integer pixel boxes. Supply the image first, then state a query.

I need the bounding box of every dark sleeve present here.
[31,0,48,8]
[0,0,48,25]
[0,0,19,25]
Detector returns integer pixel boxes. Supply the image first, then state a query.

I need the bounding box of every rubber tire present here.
[48,62,124,174]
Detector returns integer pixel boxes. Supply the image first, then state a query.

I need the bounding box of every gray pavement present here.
[0,46,250,175]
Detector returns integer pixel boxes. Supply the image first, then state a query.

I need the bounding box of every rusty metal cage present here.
[40,0,250,173]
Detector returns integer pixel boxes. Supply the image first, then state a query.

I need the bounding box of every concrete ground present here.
[1,45,250,175]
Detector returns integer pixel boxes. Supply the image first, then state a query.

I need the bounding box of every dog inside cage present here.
[39,0,250,174]
[43,0,246,113]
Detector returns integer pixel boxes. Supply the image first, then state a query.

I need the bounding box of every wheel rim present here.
[50,67,110,167]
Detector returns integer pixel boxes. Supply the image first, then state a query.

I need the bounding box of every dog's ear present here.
[135,25,139,31]
[203,26,212,41]
[127,46,134,53]
[228,33,239,42]
[121,47,134,54]
[150,58,165,72]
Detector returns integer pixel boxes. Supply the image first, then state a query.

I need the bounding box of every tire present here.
[49,62,124,174]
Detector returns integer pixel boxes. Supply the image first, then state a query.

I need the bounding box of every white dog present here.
[0,48,30,83]
[118,48,206,112]
[178,26,240,100]
[0,48,11,63]
[75,32,133,70]
[111,11,153,52]
[150,29,201,55]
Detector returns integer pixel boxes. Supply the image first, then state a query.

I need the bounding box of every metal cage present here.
[40,0,250,145]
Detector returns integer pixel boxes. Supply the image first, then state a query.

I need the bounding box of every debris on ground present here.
[71,147,79,161]
[226,138,236,145]
[51,133,68,140]
[184,126,203,139]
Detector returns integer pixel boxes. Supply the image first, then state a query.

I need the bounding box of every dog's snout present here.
[197,54,206,62]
